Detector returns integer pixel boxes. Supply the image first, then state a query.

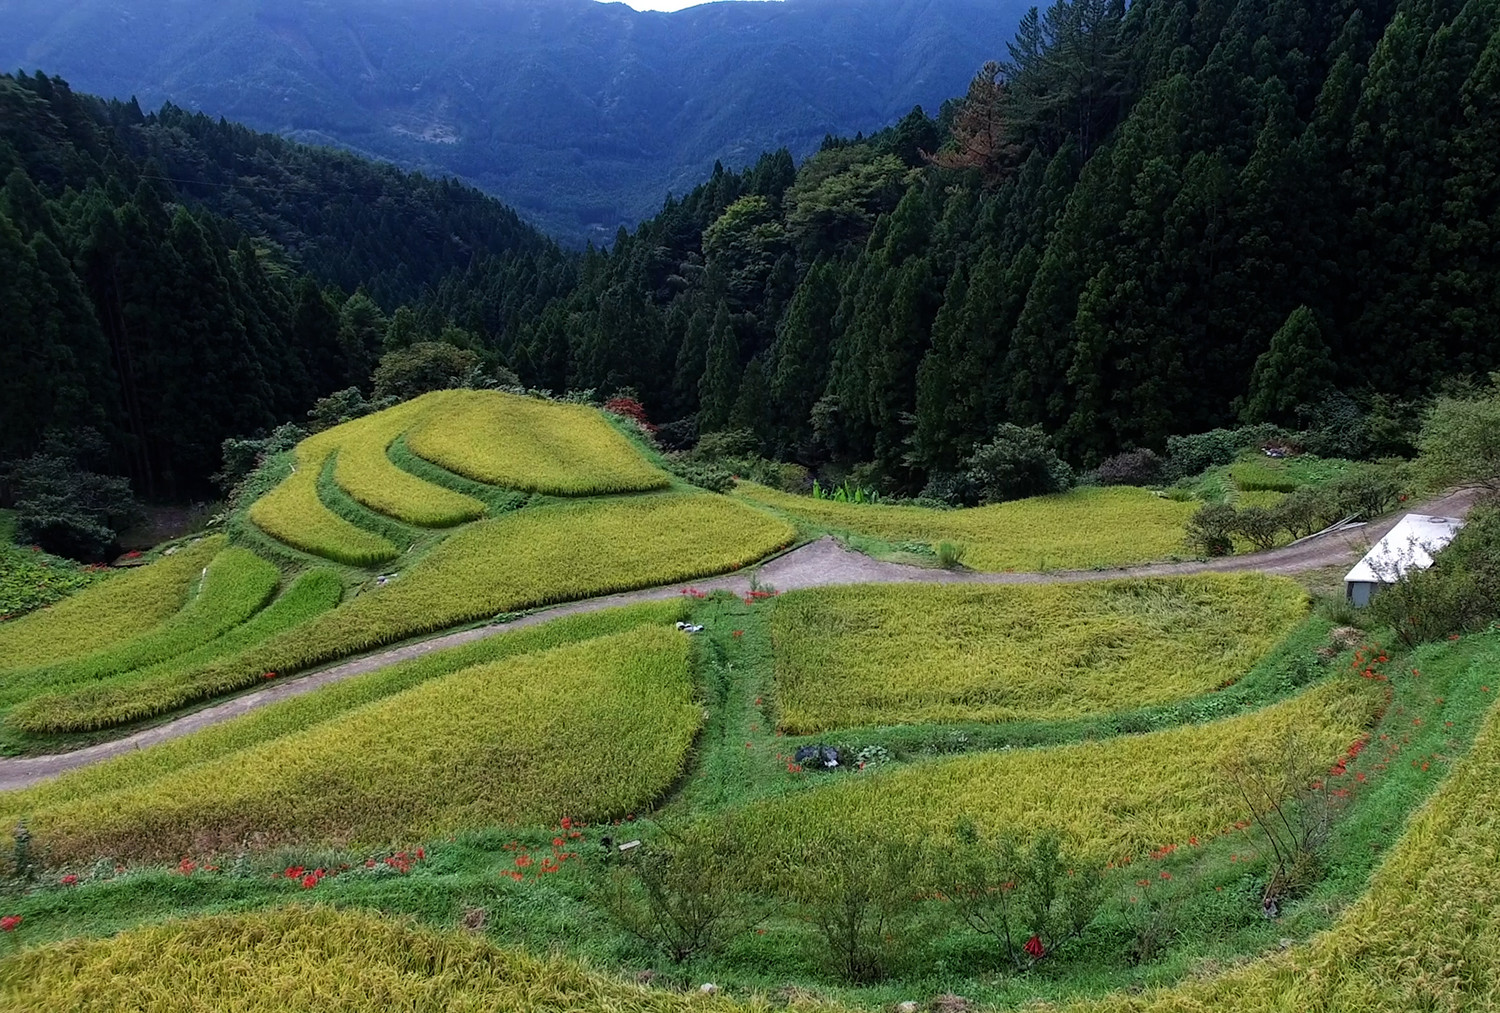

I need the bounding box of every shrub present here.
[941,825,1105,970]
[371,341,481,401]
[1165,424,1287,481]
[7,437,142,562]
[600,822,759,962]
[1326,462,1409,520]
[1417,376,1500,492]
[964,424,1074,504]
[1096,449,1165,487]
[1185,503,1239,557]
[663,458,735,493]
[1233,506,1281,551]
[919,470,980,507]
[1272,486,1327,541]
[789,831,927,983]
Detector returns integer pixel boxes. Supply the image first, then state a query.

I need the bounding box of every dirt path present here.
[0,488,1476,791]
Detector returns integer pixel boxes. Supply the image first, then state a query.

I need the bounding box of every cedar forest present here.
[2,0,1498,551]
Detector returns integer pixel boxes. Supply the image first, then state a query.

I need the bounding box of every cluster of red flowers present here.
[500,821,583,882]
[772,751,805,774]
[263,670,278,680]
[281,866,330,890]
[59,874,78,887]
[743,589,778,605]
[679,587,709,599]
[362,847,426,876]
[0,916,20,932]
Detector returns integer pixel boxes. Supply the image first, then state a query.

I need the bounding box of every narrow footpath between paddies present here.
[0,487,1477,792]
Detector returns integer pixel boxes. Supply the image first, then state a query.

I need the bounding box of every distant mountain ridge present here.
[0,0,1025,242]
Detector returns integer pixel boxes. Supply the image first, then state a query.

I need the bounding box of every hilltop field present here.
[0,388,1497,1012]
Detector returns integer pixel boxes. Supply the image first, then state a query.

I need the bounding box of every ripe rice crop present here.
[1064,638,1500,1012]
[312,393,486,527]
[0,537,222,673]
[733,482,1196,571]
[771,576,1309,733]
[23,627,698,861]
[0,547,278,712]
[6,569,345,736]
[738,680,1380,862]
[54,494,792,730]
[247,447,400,566]
[405,389,670,495]
[0,905,838,1013]
[0,601,687,824]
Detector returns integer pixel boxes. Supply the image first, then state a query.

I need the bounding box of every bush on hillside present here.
[964,424,1074,504]
[1185,503,1238,557]
[1096,448,1165,486]
[1165,424,1288,481]
[6,431,141,562]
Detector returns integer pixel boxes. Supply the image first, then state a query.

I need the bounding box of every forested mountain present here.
[4,0,1498,550]
[0,0,1027,244]
[475,0,1500,491]
[0,71,563,505]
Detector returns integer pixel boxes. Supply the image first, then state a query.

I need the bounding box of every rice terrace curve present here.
[0,387,1493,1013]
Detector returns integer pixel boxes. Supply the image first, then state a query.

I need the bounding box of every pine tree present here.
[1243,305,1335,424]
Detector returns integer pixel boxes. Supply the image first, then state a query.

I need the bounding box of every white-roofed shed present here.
[1345,513,1466,606]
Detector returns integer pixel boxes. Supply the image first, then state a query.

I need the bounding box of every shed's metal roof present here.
[1345,513,1466,584]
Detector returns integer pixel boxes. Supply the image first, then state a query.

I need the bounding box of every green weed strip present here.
[770,577,1310,734]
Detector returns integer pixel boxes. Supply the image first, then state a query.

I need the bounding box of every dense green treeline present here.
[0,71,562,507]
[4,0,1498,527]
[461,0,1500,494]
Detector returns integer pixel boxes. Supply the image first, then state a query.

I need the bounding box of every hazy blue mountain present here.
[0,0,1025,242]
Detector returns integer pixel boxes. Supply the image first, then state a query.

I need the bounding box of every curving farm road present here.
[0,488,1477,791]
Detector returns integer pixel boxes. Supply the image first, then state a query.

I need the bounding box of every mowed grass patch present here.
[733,483,1196,571]
[771,576,1309,733]
[50,494,793,731]
[7,569,344,736]
[22,626,698,861]
[405,389,670,495]
[0,602,688,827]
[247,446,400,566]
[736,680,1380,863]
[314,392,486,527]
[0,547,278,712]
[0,537,222,673]
[1064,636,1500,1013]
[0,905,844,1013]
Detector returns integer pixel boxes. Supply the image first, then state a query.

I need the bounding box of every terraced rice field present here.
[7,568,345,735]
[771,576,1309,733]
[0,547,278,711]
[733,482,1197,571]
[736,679,1380,862]
[0,906,817,1013]
[404,389,670,495]
[47,493,792,731]
[19,626,698,861]
[247,446,402,566]
[315,393,487,527]
[0,537,223,673]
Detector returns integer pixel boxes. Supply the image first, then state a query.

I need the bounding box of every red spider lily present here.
[60,874,78,887]
[553,837,564,847]
[263,671,277,680]
[285,866,305,879]
[539,857,561,874]
[1159,871,1172,880]
[178,858,197,876]
[0,916,20,932]
[786,763,802,773]
[301,873,319,889]
[732,630,744,638]
[515,855,533,869]
[1024,934,1045,959]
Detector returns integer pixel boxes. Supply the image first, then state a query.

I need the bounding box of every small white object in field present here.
[897,1002,920,1013]
[699,982,719,995]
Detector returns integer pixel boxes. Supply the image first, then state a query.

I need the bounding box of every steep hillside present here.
[0,0,1027,242]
